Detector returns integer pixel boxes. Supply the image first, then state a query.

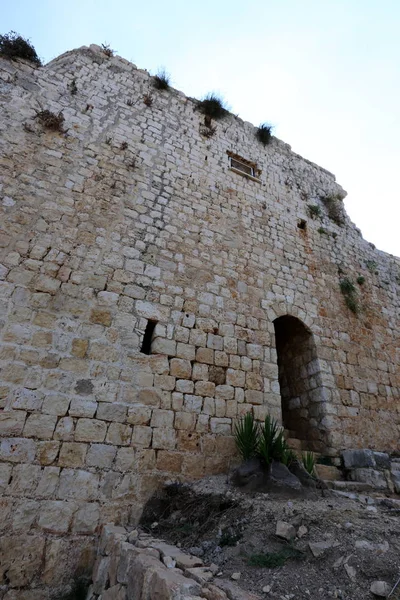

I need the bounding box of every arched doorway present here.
[273,315,326,452]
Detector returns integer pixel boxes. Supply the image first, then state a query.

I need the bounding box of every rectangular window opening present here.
[230,157,255,177]
[227,151,260,181]
[140,320,157,355]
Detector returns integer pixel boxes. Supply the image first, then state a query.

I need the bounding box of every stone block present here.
[69,398,98,418]
[0,437,36,462]
[245,372,263,390]
[170,358,192,378]
[59,442,88,467]
[246,344,263,359]
[72,502,100,533]
[0,535,45,586]
[7,464,41,495]
[156,450,183,473]
[134,388,162,407]
[184,394,203,413]
[86,444,117,468]
[210,418,231,434]
[34,275,61,295]
[0,410,26,435]
[176,342,196,360]
[151,337,176,356]
[115,447,136,471]
[192,363,209,381]
[106,423,132,445]
[75,418,107,442]
[245,390,263,405]
[37,441,60,465]
[174,411,196,431]
[194,380,215,396]
[54,417,75,441]
[0,463,12,493]
[373,452,390,470]
[351,468,388,489]
[35,466,60,497]
[196,347,214,364]
[12,388,43,411]
[127,405,152,425]
[152,428,176,450]
[132,426,152,447]
[38,500,75,533]
[41,394,70,416]
[71,338,89,358]
[226,369,246,387]
[215,385,234,400]
[12,499,39,531]
[90,309,112,326]
[342,449,375,469]
[58,469,99,500]
[150,409,174,428]
[97,402,127,422]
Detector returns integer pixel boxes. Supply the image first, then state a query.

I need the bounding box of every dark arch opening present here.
[273,315,325,452]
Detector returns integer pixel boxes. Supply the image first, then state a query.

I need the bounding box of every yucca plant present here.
[258,414,280,465]
[281,447,297,468]
[234,412,260,461]
[301,451,316,476]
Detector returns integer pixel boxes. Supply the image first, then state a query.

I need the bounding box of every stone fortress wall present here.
[0,44,399,594]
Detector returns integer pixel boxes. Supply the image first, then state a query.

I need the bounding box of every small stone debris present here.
[297,525,308,538]
[262,585,271,593]
[309,540,334,558]
[231,572,241,580]
[276,520,296,541]
[370,580,391,597]
[344,563,357,582]
[162,555,176,569]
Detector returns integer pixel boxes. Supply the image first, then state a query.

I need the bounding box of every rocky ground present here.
[140,474,400,600]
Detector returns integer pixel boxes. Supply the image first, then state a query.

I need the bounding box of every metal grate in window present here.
[229,157,255,177]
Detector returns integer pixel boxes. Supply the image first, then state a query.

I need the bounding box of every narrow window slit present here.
[140,320,157,355]
[298,219,307,230]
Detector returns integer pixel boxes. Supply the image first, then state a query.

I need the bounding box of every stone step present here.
[325,480,379,492]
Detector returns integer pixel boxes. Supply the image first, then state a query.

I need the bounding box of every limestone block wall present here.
[0,44,399,589]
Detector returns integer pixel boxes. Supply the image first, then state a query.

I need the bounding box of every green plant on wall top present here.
[365,260,377,273]
[198,93,228,120]
[357,275,365,285]
[0,31,41,65]
[321,194,345,226]
[153,68,170,90]
[256,123,273,146]
[307,204,322,219]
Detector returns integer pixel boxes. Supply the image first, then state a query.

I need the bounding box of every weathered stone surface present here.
[37,500,75,533]
[350,468,388,489]
[0,535,45,586]
[342,449,375,469]
[0,46,399,597]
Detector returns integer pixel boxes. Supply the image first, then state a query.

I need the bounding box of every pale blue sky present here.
[3,0,400,255]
